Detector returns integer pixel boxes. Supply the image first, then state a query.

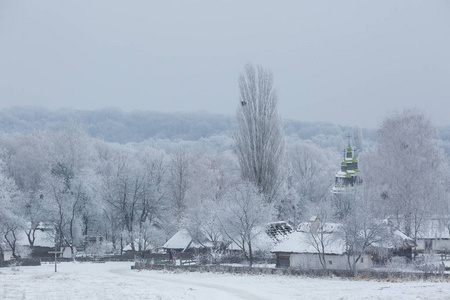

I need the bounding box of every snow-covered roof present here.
[331,186,348,193]
[0,241,11,251]
[392,228,416,247]
[271,231,346,255]
[275,217,415,254]
[123,240,155,251]
[266,221,293,242]
[162,229,193,250]
[417,219,450,239]
[190,240,214,248]
[16,227,55,248]
[309,216,317,222]
[297,222,311,232]
[227,228,275,252]
[368,226,415,249]
[392,228,413,243]
[1,226,54,252]
[297,221,342,233]
[162,228,223,251]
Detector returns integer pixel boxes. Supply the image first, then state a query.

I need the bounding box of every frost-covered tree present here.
[362,109,449,240]
[40,123,98,260]
[219,181,273,267]
[0,131,53,249]
[0,153,25,260]
[43,162,81,260]
[184,149,239,263]
[167,150,191,227]
[311,134,345,153]
[4,131,53,192]
[338,190,393,274]
[185,197,224,264]
[233,63,285,203]
[101,151,141,255]
[100,146,167,258]
[352,126,364,153]
[135,148,167,258]
[280,141,339,225]
[305,199,335,270]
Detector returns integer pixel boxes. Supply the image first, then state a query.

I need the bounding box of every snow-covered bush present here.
[414,254,445,275]
[385,256,411,273]
[85,241,113,258]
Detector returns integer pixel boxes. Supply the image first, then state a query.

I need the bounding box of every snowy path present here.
[108,267,267,300]
[1,261,449,299]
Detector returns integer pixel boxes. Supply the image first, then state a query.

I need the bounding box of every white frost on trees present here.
[219,181,273,267]
[362,109,449,240]
[280,140,339,225]
[0,153,25,259]
[233,63,285,203]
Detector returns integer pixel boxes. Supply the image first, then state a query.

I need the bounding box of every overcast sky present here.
[1,1,449,128]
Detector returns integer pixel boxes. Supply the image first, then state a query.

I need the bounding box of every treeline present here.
[0,106,376,144]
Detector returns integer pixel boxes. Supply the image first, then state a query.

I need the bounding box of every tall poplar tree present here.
[233,63,285,202]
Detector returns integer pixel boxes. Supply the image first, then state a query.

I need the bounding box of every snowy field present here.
[1,262,449,300]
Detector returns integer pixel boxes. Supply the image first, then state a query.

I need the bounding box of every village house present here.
[265,221,294,243]
[1,224,55,261]
[415,219,450,255]
[0,243,14,262]
[162,228,202,253]
[271,216,415,270]
[271,217,372,270]
[161,223,291,264]
[123,240,155,258]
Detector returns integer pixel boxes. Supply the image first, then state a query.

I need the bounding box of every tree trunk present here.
[248,241,253,267]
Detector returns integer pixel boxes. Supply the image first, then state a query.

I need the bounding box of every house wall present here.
[276,253,290,268]
[31,246,55,258]
[62,247,75,259]
[416,239,450,253]
[1,250,14,261]
[290,253,372,270]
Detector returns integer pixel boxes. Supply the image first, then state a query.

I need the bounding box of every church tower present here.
[332,140,361,193]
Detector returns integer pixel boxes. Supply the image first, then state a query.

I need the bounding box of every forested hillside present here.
[0,106,377,144]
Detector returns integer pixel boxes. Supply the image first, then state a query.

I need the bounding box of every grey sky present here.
[1,1,449,128]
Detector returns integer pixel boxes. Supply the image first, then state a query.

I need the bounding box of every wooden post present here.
[48,246,63,273]
[54,244,57,272]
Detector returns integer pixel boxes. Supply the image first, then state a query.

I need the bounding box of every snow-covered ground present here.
[1,261,449,300]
